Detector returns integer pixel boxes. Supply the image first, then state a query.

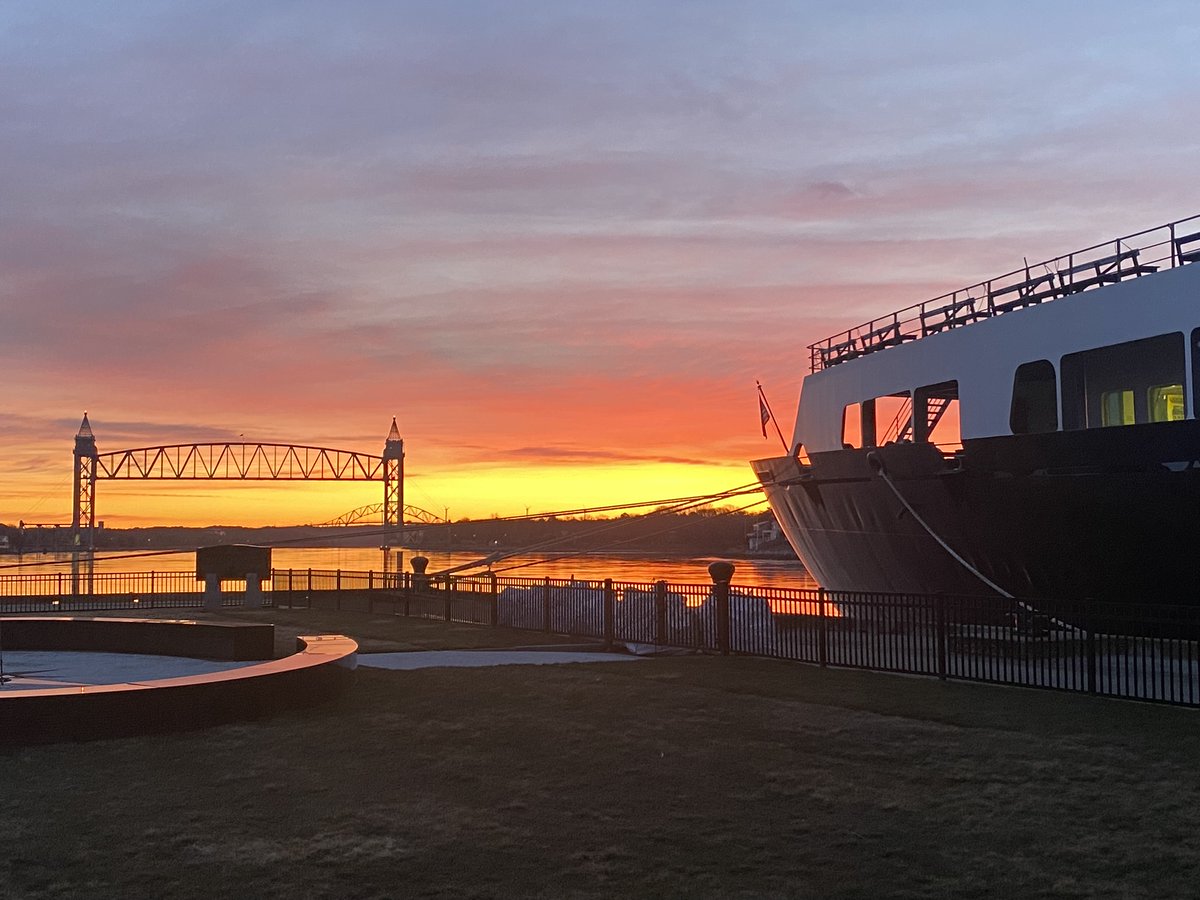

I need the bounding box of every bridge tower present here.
[382,417,405,532]
[71,412,98,550]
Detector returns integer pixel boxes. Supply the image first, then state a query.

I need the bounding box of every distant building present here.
[747,514,794,557]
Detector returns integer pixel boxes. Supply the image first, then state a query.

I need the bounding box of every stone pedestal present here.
[203,573,222,612]
[245,573,263,609]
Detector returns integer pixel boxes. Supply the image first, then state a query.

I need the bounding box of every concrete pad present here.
[359,649,643,671]
[0,650,266,690]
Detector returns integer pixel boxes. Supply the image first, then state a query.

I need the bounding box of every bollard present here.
[409,556,429,618]
[411,556,430,590]
[708,561,734,656]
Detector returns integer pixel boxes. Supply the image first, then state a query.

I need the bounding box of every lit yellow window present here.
[1101,389,1135,426]
[1148,384,1185,422]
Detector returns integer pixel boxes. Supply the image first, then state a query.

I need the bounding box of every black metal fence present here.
[1,567,1198,707]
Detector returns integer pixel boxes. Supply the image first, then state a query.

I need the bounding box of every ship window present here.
[843,393,910,448]
[1100,390,1135,426]
[1192,328,1200,419]
[874,394,910,444]
[841,404,863,449]
[1148,384,1185,422]
[1060,332,1185,429]
[1010,360,1058,434]
[914,380,960,449]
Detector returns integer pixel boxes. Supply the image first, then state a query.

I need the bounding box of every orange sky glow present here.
[1,4,1195,527]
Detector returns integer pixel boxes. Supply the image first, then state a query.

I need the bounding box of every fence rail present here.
[0,568,1197,707]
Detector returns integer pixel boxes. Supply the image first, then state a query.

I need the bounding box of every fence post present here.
[307,568,313,592]
[542,577,552,633]
[1086,600,1097,695]
[817,587,828,667]
[708,561,733,656]
[444,576,453,622]
[601,578,615,648]
[655,580,668,645]
[490,572,499,627]
[336,569,341,592]
[935,593,947,680]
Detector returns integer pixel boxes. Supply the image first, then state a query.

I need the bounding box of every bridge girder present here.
[95,443,385,480]
[71,417,408,546]
[317,503,444,528]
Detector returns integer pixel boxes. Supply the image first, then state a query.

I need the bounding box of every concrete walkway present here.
[0,648,642,689]
[358,649,643,671]
[0,650,264,690]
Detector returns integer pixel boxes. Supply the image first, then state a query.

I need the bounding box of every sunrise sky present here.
[2,2,1198,527]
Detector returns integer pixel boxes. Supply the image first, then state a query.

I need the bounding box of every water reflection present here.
[2,547,814,590]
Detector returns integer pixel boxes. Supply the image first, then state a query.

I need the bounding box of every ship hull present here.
[753,420,1200,620]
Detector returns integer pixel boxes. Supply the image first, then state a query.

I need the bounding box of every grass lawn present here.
[2,607,1198,898]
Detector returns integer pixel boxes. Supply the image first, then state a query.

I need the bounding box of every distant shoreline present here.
[2,511,796,560]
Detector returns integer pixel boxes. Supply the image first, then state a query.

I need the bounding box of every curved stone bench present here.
[0,616,276,660]
[0,617,357,744]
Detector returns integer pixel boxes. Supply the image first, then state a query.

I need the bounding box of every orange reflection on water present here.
[2,548,818,592]
[770,597,842,617]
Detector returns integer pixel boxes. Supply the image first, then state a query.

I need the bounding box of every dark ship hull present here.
[754,420,1200,632]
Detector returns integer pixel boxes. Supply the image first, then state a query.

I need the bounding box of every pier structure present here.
[69,415,407,549]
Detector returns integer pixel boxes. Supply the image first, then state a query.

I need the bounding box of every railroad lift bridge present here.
[68,413,423,550]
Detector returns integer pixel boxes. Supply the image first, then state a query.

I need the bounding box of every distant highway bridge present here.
[315,504,445,527]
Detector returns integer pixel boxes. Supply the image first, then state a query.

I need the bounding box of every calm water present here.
[0,547,815,590]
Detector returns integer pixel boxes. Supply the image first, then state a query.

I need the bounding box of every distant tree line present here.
[0,509,793,558]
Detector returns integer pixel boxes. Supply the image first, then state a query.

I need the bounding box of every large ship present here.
[752,215,1200,610]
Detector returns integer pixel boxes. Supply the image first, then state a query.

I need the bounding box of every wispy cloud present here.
[1,1,1197,523]
[489,446,715,467]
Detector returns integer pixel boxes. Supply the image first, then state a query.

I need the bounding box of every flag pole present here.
[757,381,791,456]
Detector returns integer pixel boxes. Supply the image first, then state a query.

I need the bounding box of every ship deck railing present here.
[808,213,1200,372]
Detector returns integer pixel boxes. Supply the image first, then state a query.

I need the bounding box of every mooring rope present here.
[487,496,769,576]
[434,482,766,577]
[0,482,768,573]
[867,453,1012,598]
[868,452,1082,634]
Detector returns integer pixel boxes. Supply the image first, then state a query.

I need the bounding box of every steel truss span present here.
[69,415,408,549]
[95,443,384,481]
[318,503,444,527]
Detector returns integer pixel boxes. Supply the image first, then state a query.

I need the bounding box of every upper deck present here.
[808,214,1200,373]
